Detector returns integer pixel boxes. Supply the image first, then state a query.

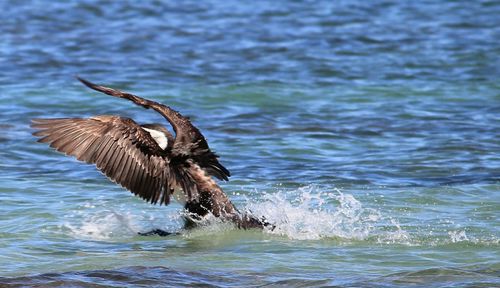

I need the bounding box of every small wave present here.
[2,265,497,287]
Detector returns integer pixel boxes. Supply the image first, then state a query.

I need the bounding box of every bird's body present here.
[31,78,267,234]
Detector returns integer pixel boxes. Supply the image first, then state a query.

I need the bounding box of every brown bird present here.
[31,78,267,235]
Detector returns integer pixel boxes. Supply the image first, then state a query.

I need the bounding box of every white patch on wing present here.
[143,127,168,150]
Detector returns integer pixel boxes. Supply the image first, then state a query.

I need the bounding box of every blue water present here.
[1,1,499,287]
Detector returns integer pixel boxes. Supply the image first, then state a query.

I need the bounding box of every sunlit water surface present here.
[1,1,499,287]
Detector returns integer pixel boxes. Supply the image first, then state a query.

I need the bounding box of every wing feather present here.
[115,153,127,184]
[67,132,94,156]
[78,135,103,163]
[94,136,115,167]
[31,116,194,205]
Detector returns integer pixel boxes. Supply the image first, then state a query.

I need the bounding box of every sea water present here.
[0,1,499,287]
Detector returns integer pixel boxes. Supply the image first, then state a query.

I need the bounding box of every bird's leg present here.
[138,229,179,236]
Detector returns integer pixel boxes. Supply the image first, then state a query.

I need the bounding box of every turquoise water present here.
[1,1,499,287]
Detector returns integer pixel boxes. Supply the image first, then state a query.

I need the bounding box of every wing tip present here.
[31,118,51,125]
[75,76,141,105]
[75,75,90,85]
[75,75,104,92]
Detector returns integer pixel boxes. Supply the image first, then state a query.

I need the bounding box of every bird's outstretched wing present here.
[77,77,230,181]
[31,116,189,205]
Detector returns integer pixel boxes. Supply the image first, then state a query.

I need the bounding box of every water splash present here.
[64,210,138,240]
[62,200,183,241]
[449,230,469,243]
[246,186,409,242]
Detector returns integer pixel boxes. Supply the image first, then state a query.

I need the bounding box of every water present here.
[1,0,499,287]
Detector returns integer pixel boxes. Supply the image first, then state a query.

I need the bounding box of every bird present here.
[31,77,268,235]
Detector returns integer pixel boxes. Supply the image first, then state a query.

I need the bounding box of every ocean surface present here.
[1,1,499,287]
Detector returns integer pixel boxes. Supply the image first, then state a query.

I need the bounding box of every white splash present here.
[246,186,409,242]
[449,230,469,243]
[64,210,138,240]
[62,200,182,241]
